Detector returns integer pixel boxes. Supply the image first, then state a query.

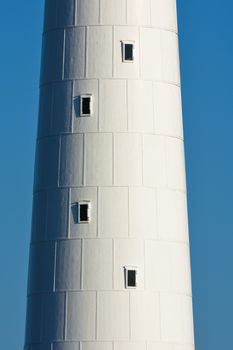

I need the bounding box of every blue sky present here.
[0,1,233,349]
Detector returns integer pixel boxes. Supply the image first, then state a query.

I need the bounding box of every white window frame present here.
[80,94,93,117]
[124,266,138,289]
[122,41,135,62]
[78,201,92,224]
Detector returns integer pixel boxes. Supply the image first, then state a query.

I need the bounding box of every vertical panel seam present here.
[67,188,71,240]
[98,0,101,24]
[57,136,62,188]
[138,26,142,78]
[126,79,129,132]
[71,80,74,134]
[95,291,98,340]
[129,291,131,340]
[97,186,100,237]
[53,241,57,292]
[125,0,128,25]
[81,239,84,289]
[74,0,77,25]
[62,29,66,80]
[128,186,130,237]
[98,79,101,132]
[64,291,68,340]
[84,26,88,78]
[144,239,146,289]
[83,133,86,186]
[112,26,115,78]
[112,238,115,289]
[141,134,144,185]
[112,133,115,185]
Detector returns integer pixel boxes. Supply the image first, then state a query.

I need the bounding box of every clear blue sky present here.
[0,1,233,349]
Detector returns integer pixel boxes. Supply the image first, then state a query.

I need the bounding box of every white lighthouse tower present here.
[24,1,195,350]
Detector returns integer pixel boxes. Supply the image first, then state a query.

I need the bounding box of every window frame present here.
[121,41,135,63]
[77,201,92,224]
[80,94,93,117]
[124,266,138,289]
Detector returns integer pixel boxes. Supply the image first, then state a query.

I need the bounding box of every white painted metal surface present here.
[24,0,195,349]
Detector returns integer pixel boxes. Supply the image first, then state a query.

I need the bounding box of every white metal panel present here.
[113,26,140,78]
[40,30,64,83]
[161,31,180,84]
[130,292,160,340]
[100,0,126,25]
[145,241,171,291]
[46,189,69,240]
[59,134,84,187]
[87,26,112,78]
[57,0,75,27]
[25,295,43,343]
[160,294,194,343]
[128,80,154,133]
[129,187,157,238]
[51,82,73,135]
[97,292,130,340]
[73,80,99,133]
[165,138,186,191]
[99,80,127,132]
[42,293,66,341]
[28,242,55,293]
[157,189,189,242]
[64,27,86,79]
[114,239,144,289]
[83,239,112,290]
[140,28,162,80]
[67,292,96,340]
[151,0,177,31]
[85,133,112,185]
[171,244,192,294]
[55,240,82,291]
[43,0,56,31]
[114,133,142,185]
[31,192,47,242]
[38,85,52,137]
[143,135,166,187]
[76,0,99,25]
[127,0,150,25]
[145,241,191,294]
[154,83,183,138]
[34,137,60,190]
[99,187,128,238]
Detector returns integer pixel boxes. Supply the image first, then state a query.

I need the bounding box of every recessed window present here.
[78,201,91,223]
[122,41,135,62]
[80,94,93,117]
[124,266,138,288]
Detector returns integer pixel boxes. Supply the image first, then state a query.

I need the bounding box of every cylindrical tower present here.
[24,1,195,350]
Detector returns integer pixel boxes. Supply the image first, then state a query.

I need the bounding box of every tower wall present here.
[24,1,195,349]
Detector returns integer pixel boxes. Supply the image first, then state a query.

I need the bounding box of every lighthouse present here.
[24,1,195,349]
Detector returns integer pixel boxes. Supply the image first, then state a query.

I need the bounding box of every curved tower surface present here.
[24,1,195,350]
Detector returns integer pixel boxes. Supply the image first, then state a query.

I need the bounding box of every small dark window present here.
[78,201,91,223]
[125,266,138,288]
[80,204,88,221]
[127,270,136,287]
[122,42,135,62]
[80,95,93,116]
